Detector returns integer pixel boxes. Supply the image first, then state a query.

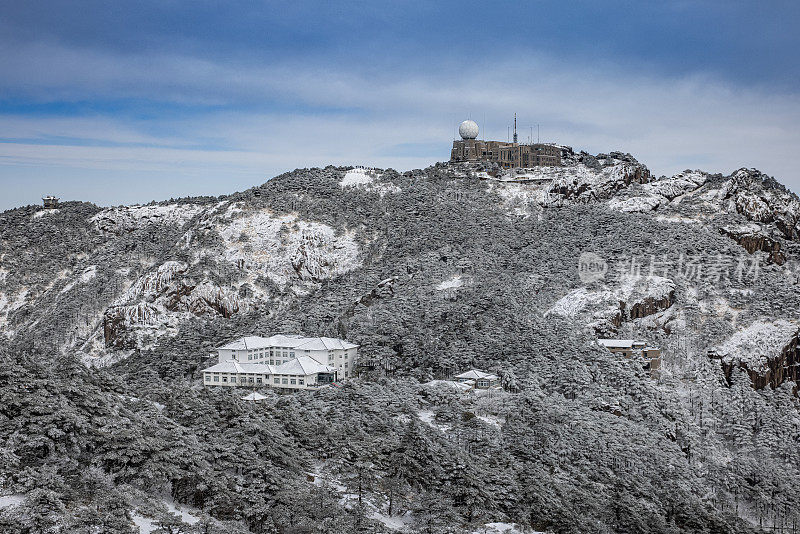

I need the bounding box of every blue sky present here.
[1,0,799,210]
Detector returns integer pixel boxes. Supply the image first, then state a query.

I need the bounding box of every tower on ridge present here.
[513,114,518,144]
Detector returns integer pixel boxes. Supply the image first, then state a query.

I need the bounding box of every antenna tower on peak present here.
[513,114,518,144]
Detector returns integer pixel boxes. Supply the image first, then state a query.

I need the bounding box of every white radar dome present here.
[458,120,479,139]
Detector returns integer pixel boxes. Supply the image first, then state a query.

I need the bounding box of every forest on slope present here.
[1,153,799,533]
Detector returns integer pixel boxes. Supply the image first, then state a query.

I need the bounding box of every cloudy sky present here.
[1,0,799,210]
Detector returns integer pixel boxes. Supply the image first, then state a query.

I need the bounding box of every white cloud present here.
[1,41,799,210]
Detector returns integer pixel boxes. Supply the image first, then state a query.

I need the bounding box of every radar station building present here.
[450,117,562,168]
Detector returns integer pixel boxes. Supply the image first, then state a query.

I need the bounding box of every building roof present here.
[294,336,359,351]
[242,392,267,401]
[454,369,499,381]
[216,334,358,351]
[202,360,275,374]
[598,339,635,349]
[273,356,336,376]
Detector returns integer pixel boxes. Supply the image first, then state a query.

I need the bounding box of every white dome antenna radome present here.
[459,120,479,140]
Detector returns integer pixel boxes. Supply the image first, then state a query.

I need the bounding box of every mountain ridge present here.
[1,151,800,532]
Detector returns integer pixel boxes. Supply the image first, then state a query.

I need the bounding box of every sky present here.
[1,0,800,210]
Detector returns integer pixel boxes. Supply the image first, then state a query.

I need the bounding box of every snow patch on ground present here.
[0,494,24,509]
[131,513,156,534]
[370,510,413,531]
[435,275,464,290]
[340,167,400,196]
[130,499,200,534]
[0,289,28,332]
[477,414,502,428]
[164,501,200,525]
[491,182,551,217]
[709,319,799,371]
[60,265,97,294]
[341,167,376,187]
[472,523,538,534]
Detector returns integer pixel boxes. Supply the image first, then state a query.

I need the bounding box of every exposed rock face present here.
[547,275,675,335]
[548,157,651,203]
[643,170,707,200]
[709,320,800,389]
[102,261,243,348]
[90,204,205,235]
[628,290,675,319]
[103,303,160,349]
[720,225,786,265]
[725,169,800,241]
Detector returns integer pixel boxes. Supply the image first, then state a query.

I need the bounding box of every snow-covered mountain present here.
[2,150,800,532]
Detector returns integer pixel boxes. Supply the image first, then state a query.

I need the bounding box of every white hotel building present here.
[202,335,359,390]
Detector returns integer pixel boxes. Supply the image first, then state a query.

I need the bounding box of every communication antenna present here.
[513,113,518,144]
[537,123,540,144]
[530,126,533,145]
[483,112,486,141]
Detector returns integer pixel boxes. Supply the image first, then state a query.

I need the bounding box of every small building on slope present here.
[598,339,661,378]
[454,369,501,389]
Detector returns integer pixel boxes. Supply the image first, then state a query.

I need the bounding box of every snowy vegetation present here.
[1,157,800,533]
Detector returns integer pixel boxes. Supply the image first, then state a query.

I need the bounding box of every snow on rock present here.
[546,287,616,319]
[643,171,707,201]
[709,319,799,372]
[119,261,188,302]
[91,204,205,235]
[655,214,701,224]
[546,160,649,203]
[607,195,662,213]
[547,275,675,333]
[726,168,800,240]
[33,209,59,219]
[217,208,360,285]
[488,158,650,214]
[102,260,243,350]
